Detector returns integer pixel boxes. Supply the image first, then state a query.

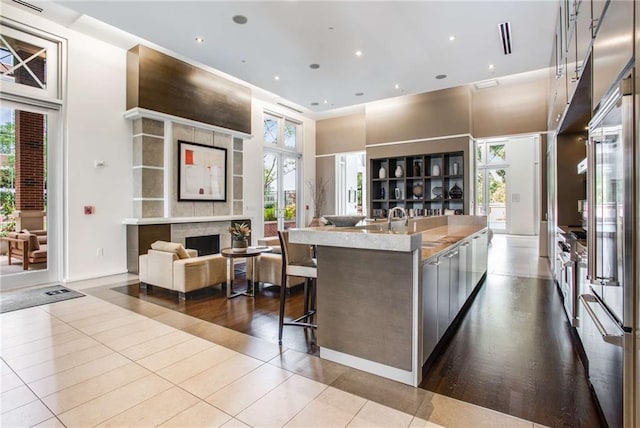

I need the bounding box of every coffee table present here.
[220,246,272,299]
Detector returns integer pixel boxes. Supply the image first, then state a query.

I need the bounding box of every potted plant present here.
[228,222,251,252]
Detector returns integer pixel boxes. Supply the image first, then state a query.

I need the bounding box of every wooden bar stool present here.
[277,230,317,345]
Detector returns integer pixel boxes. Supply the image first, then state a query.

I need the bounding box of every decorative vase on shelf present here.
[380,187,386,199]
[231,238,248,252]
[452,162,459,175]
[413,162,421,177]
[412,183,424,198]
[432,163,441,177]
[449,183,463,199]
[395,165,404,178]
[378,166,386,179]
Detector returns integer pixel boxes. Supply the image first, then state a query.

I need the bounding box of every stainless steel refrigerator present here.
[581,72,634,428]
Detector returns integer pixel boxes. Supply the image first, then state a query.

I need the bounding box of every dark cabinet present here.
[370,151,465,219]
[422,259,439,365]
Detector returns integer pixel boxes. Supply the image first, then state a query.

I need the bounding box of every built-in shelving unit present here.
[370,152,465,218]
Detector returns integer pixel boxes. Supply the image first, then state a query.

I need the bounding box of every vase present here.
[432,164,441,176]
[394,165,404,178]
[449,183,463,199]
[412,183,424,197]
[413,162,421,177]
[231,238,248,252]
[308,217,323,227]
[380,187,385,199]
[452,162,459,175]
[378,166,386,179]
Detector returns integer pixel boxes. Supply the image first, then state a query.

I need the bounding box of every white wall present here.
[508,135,538,235]
[64,32,131,281]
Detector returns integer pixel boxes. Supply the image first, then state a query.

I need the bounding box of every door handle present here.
[579,294,624,347]
[428,260,441,266]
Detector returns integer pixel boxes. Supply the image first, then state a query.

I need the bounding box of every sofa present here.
[3,229,47,270]
[138,241,226,299]
[247,236,305,289]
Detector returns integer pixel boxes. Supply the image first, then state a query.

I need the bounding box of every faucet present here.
[387,206,408,231]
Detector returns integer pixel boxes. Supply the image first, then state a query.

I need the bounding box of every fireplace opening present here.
[185,234,220,256]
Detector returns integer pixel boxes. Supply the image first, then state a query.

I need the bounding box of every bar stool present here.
[277,230,317,345]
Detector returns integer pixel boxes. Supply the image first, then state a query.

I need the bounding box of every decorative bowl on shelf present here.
[432,186,443,199]
[322,215,366,227]
[449,183,463,199]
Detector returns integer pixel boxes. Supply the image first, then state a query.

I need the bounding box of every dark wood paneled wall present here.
[127,45,251,134]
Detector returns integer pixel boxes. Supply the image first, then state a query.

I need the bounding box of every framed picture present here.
[178,140,227,201]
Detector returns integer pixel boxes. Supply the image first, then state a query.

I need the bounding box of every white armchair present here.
[247,236,305,289]
[139,241,226,299]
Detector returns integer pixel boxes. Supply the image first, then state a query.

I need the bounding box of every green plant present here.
[264,207,276,221]
[0,218,15,237]
[228,222,251,240]
[0,190,15,218]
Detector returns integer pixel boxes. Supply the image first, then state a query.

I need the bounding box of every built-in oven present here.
[555,233,578,326]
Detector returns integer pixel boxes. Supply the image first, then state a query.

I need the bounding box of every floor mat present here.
[0,285,85,313]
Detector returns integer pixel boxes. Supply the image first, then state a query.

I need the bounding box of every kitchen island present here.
[290,215,488,386]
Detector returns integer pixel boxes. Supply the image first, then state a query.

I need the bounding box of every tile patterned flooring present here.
[1,234,550,427]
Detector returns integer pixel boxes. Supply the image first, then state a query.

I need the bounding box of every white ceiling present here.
[19,0,559,118]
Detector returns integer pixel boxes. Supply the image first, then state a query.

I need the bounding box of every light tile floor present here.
[1,234,551,427]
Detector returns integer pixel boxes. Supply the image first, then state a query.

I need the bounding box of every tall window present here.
[262,112,302,237]
[476,140,508,232]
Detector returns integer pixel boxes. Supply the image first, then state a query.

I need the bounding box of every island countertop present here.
[290,215,487,259]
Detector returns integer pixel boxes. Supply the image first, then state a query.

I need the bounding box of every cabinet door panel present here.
[437,255,451,340]
[448,250,460,321]
[422,260,439,364]
[592,0,633,110]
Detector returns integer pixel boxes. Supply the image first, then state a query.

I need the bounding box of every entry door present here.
[476,167,509,233]
[263,150,300,237]
[0,99,61,290]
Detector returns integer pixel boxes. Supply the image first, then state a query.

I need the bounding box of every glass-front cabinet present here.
[370,151,465,219]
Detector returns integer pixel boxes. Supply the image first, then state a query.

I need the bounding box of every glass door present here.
[0,99,61,290]
[263,150,300,237]
[476,167,509,233]
[336,152,366,216]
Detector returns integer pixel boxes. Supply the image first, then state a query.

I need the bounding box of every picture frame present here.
[178,140,227,202]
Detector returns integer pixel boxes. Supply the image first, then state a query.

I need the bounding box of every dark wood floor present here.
[112,267,318,355]
[420,274,604,428]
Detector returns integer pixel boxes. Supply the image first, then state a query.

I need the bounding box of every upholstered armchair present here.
[138,241,227,299]
[247,236,305,289]
[3,230,47,270]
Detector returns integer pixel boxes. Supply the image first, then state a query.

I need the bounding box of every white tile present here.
[16,343,113,383]
[0,372,24,393]
[3,336,99,371]
[31,416,66,428]
[95,386,200,428]
[0,399,54,427]
[159,401,232,428]
[348,401,413,427]
[41,362,150,414]
[0,384,38,414]
[237,374,327,427]
[286,386,366,427]
[136,336,214,371]
[157,345,237,384]
[409,417,445,427]
[179,354,262,399]
[28,352,129,397]
[206,363,293,416]
[57,374,172,427]
[0,323,75,349]
[119,330,194,361]
[1,330,86,360]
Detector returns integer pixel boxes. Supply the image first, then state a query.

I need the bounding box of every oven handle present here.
[579,294,624,347]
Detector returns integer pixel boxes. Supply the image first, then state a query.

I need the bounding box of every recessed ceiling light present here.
[435,74,447,80]
[232,15,248,24]
[195,37,204,43]
[323,100,328,104]
[355,50,363,57]
[311,102,319,106]
[394,84,400,89]
[328,26,334,30]
[241,59,246,63]
[449,35,456,41]
[274,76,280,81]
[355,92,364,96]
[309,63,320,69]
[488,64,495,70]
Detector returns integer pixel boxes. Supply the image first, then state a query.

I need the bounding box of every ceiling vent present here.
[11,0,43,12]
[498,22,512,55]
[474,79,499,90]
[277,102,303,114]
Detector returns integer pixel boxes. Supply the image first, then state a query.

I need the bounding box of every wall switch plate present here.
[97,248,103,256]
[84,206,94,215]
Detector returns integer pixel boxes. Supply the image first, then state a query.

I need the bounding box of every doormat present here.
[0,285,85,314]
